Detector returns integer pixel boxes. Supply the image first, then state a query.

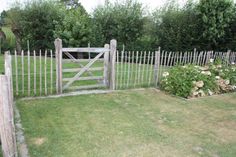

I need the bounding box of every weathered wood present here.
[14,50,19,95]
[148,52,154,85]
[62,67,104,73]
[88,43,91,60]
[21,50,24,94]
[63,52,101,84]
[109,39,117,90]
[62,47,109,53]
[170,51,175,67]
[134,51,139,87]
[50,50,53,94]
[167,51,172,67]
[44,50,47,95]
[104,44,109,87]
[202,51,207,65]
[141,51,146,85]
[63,52,105,90]
[4,51,14,107]
[146,51,151,83]
[137,51,143,86]
[63,76,104,82]
[130,51,135,86]
[154,48,161,86]
[158,50,164,82]
[54,38,63,94]
[116,50,119,89]
[120,51,124,89]
[39,50,42,95]
[127,51,131,87]
[27,50,30,96]
[33,50,36,95]
[124,51,127,87]
[197,51,203,65]
[2,52,17,157]
[69,84,106,90]
[62,58,104,63]
[193,48,197,64]
[0,75,17,157]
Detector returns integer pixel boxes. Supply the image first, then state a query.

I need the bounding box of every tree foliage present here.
[54,4,92,47]
[92,0,144,49]
[197,0,235,49]
[1,0,236,52]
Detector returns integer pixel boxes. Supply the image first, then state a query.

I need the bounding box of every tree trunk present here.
[12,27,22,54]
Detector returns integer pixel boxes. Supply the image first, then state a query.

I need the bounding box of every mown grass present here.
[17,89,236,157]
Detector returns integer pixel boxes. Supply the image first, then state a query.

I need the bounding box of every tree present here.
[5,0,63,51]
[153,0,200,51]
[54,4,92,47]
[92,0,144,49]
[197,0,235,50]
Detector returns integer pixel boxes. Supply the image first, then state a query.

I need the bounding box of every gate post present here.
[109,39,117,90]
[54,38,63,94]
[104,44,110,87]
[154,47,161,87]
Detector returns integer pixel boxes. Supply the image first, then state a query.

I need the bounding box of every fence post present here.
[109,39,117,90]
[104,44,110,87]
[226,50,231,65]
[154,47,161,87]
[0,52,18,157]
[206,51,211,65]
[54,38,63,94]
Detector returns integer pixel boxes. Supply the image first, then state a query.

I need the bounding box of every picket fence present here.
[8,42,236,97]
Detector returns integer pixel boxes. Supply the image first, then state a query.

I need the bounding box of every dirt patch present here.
[31,137,47,146]
[214,121,236,143]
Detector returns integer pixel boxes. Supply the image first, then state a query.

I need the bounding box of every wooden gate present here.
[54,38,117,94]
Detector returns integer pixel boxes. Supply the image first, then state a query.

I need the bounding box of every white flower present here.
[198,90,206,97]
[195,81,204,88]
[225,80,230,85]
[215,76,220,80]
[201,71,211,76]
[216,65,222,68]
[208,89,213,96]
[210,59,214,63]
[231,62,235,65]
[162,72,169,77]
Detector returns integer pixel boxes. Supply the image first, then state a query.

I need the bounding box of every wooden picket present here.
[0,52,17,157]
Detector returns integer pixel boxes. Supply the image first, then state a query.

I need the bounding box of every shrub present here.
[161,63,236,98]
[161,65,217,98]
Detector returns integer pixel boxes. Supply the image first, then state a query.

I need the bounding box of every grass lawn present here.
[17,89,236,157]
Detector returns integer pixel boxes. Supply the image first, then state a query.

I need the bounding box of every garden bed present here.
[17,89,236,157]
[161,61,236,98]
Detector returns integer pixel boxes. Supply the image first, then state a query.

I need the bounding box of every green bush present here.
[161,65,217,98]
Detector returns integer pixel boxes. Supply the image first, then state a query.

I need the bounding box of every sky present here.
[0,0,189,13]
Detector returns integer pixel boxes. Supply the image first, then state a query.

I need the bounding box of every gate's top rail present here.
[62,48,110,53]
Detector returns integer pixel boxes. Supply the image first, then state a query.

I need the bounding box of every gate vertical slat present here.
[104,44,110,88]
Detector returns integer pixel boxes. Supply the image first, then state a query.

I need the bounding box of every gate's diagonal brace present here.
[63,52,105,90]
[64,52,101,83]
